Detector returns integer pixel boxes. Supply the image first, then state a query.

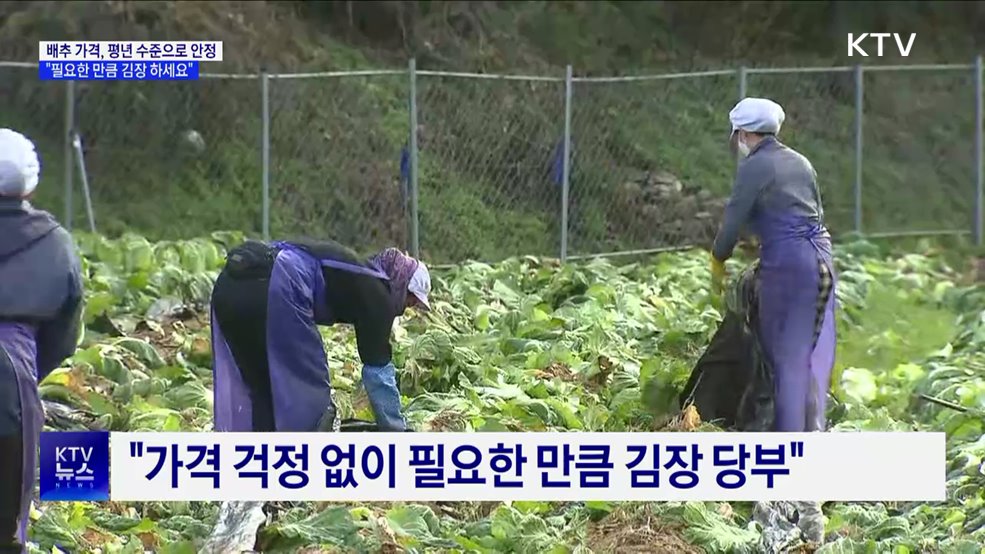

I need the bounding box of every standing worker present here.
[210,239,431,433]
[0,129,85,552]
[710,98,837,433]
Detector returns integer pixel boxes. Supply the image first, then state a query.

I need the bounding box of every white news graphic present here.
[39,41,223,62]
[109,432,946,502]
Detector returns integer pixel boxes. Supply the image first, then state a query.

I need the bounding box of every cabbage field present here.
[28,232,985,554]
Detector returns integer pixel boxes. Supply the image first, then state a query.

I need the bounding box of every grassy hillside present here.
[1,1,983,262]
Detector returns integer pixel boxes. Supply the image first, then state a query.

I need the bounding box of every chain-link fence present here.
[416,71,565,264]
[569,70,740,258]
[77,74,264,237]
[268,71,409,256]
[1,63,72,225]
[744,68,857,236]
[2,59,982,264]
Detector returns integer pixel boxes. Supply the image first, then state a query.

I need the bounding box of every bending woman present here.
[210,239,430,433]
[710,97,837,433]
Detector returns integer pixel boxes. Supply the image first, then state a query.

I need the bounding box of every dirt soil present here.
[129,310,209,364]
[657,404,704,433]
[586,507,703,554]
[535,361,575,381]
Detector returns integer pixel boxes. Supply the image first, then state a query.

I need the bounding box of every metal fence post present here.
[261,71,271,241]
[560,65,573,262]
[854,64,864,235]
[408,58,420,259]
[71,133,97,233]
[736,66,747,169]
[975,55,983,246]
[63,80,75,230]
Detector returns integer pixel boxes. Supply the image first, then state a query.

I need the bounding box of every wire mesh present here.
[745,69,857,236]
[0,64,69,220]
[416,73,565,264]
[568,73,739,257]
[73,76,263,238]
[862,67,976,236]
[5,59,983,258]
[268,73,409,258]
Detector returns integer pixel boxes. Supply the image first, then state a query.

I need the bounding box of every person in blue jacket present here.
[210,239,431,433]
[0,129,84,552]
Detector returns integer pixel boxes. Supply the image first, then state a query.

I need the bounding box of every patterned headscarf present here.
[370,247,421,316]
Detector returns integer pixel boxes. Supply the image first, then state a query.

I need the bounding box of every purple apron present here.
[752,211,837,432]
[0,322,43,548]
[210,309,252,432]
[212,243,389,433]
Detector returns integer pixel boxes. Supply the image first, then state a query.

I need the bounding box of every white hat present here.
[0,128,41,198]
[729,97,786,135]
[408,262,431,309]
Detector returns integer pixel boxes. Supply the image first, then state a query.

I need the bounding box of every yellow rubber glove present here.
[710,254,727,295]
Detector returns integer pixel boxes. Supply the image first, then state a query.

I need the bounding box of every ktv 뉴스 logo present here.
[39,431,110,501]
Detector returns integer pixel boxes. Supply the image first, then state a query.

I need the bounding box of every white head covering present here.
[0,128,41,198]
[729,97,786,135]
[408,262,431,309]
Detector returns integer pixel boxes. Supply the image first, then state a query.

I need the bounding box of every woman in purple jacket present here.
[711,98,837,434]
[210,239,431,434]
[0,129,84,552]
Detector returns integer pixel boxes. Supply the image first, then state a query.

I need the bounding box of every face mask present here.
[736,139,750,158]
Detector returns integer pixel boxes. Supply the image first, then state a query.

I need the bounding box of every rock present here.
[655,184,680,198]
[677,195,699,214]
[706,198,728,213]
[681,219,707,240]
[640,205,662,224]
[973,258,985,282]
[621,180,643,195]
[617,181,644,206]
[652,171,683,191]
[608,167,735,245]
[182,129,206,154]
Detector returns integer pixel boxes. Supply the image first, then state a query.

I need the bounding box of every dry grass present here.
[586,505,703,554]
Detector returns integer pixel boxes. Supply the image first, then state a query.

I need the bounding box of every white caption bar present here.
[109,432,945,502]
[39,41,223,62]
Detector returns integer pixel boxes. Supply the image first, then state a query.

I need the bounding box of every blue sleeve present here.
[362,362,407,431]
[712,157,772,261]
[36,251,84,380]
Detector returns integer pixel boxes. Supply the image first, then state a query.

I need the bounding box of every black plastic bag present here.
[679,262,775,432]
[337,418,414,432]
[339,418,379,432]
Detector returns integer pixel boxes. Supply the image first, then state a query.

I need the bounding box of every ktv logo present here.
[39,431,110,501]
[848,33,916,57]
